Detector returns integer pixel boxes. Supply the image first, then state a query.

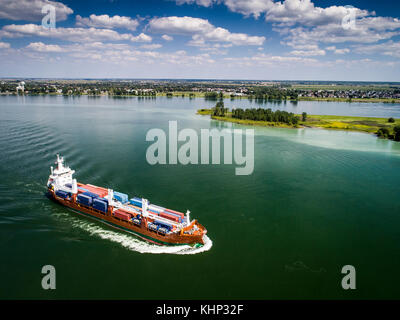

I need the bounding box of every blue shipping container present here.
[56,190,69,199]
[82,191,99,199]
[129,198,142,207]
[77,194,92,206]
[93,199,108,213]
[114,191,128,203]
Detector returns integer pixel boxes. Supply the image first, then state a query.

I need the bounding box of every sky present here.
[0,0,399,81]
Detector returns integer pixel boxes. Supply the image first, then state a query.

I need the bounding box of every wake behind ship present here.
[47,155,207,246]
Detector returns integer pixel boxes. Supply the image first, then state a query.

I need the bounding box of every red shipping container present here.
[113,209,132,221]
[77,183,108,198]
[159,212,179,223]
[164,209,184,219]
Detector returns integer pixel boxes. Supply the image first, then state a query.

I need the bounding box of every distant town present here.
[1,79,400,103]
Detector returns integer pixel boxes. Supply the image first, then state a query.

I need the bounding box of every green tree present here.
[377,128,390,138]
[388,117,395,123]
[302,112,307,122]
[394,126,400,141]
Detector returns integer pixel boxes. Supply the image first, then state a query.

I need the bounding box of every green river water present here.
[0,95,400,299]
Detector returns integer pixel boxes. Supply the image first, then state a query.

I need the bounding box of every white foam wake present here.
[69,218,212,255]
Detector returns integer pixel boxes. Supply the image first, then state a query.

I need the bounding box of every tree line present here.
[231,107,300,125]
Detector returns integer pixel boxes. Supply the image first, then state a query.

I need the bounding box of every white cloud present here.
[76,14,139,31]
[223,0,274,18]
[0,41,10,48]
[353,41,400,58]
[176,0,215,7]
[224,53,320,67]
[148,16,265,46]
[175,0,274,19]
[0,24,152,43]
[140,43,162,49]
[177,0,400,54]
[161,34,173,41]
[131,33,152,42]
[265,0,370,27]
[290,49,325,56]
[149,16,214,34]
[333,48,350,54]
[26,41,62,52]
[17,39,215,66]
[0,0,73,21]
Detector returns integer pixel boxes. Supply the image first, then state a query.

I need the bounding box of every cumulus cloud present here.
[265,0,370,26]
[326,46,350,54]
[176,0,215,7]
[223,53,320,67]
[0,41,10,48]
[177,0,400,56]
[0,0,73,21]
[290,49,325,56]
[140,43,162,49]
[148,16,265,46]
[353,41,400,58]
[26,41,62,52]
[76,14,139,31]
[176,0,274,19]
[0,24,152,43]
[161,34,173,41]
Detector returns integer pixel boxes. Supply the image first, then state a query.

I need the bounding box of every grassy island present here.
[197,105,400,141]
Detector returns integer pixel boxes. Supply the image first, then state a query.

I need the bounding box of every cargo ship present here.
[47,155,207,246]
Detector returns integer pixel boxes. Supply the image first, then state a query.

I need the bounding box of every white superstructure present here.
[47,154,76,193]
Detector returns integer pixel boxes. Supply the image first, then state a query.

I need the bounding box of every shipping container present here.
[82,191,99,199]
[159,212,180,223]
[78,184,108,198]
[113,191,129,203]
[164,209,185,219]
[161,210,183,222]
[56,190,69,199]
[93,199,108,213]
[129,198,142,208]
[148,204,165,213]
[113,209,132,221]
[78,187,89,193]
[77,194,92,206]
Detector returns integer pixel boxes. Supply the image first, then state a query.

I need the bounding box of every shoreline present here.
[197,109,400,141]
[1,92,400,104]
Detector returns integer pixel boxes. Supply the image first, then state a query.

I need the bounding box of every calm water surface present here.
[0,95,400,299]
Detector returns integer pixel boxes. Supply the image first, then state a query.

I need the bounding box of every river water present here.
[0,95,399,299]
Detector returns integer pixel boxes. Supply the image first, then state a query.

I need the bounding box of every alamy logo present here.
[42,4,56,29]
[342,5,357,30]
[146,121,254,175]
[41,265,56,290]
[341,265,356,290]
